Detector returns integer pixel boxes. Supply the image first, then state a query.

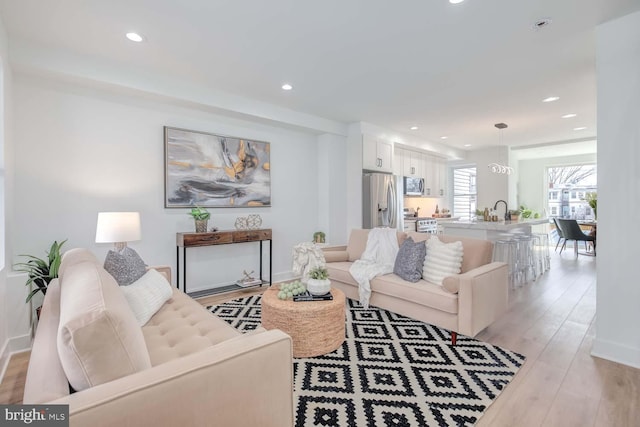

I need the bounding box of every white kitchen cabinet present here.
[422,154,437,197]
[436,157,448,197]
[393,147,405,176]
[363,134,393,172]
[393,145,449,197]
[403,150,423,177]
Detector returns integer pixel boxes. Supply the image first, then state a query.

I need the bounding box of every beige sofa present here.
[23,248,293,427]
[323,229,508,344]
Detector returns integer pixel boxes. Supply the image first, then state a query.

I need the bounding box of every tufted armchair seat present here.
[23,248,293,427]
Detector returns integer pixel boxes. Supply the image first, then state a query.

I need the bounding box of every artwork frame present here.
[164,126,271,208]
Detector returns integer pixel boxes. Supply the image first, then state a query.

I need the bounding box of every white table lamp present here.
[96,212,142,252]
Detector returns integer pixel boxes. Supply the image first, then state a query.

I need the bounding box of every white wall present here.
[0,12,9,377]
[461,147,511,213]
[517,153,597,215]
[11,73,333,299]
[592,10,640,369]
[318,133,348,245]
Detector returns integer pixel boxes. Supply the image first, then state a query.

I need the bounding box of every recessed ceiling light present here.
[464,144,472,147]
[573,127,587,131]
[125,32,144,42]
[561,113,577,119]
[542,96,560,103]
[281,83,293,91]
[440,136,448,140]
[449,0,465,4]
[410,126,419,130]
[532,18,552,31]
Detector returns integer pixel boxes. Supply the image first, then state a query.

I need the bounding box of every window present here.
[548,164,597,218]
[453,167,476,219]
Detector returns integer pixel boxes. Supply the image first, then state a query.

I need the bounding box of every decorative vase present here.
[246,214,262,230]
[235,217,248,230]
[195,219,208,233]
[306,278,331,296]
[510,214,520,222]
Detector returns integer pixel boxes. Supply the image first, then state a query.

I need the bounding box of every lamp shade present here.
[95,212,142,243]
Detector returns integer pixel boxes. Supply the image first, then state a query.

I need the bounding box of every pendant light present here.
[488,122,513,175]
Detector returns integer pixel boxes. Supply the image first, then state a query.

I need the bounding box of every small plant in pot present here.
[313,231,326,244]
[189,206,211,232]
[307,266,331,296]
[508,209,521,222]
[14,240,67,317]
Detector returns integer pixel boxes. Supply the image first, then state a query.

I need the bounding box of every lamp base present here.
[114,242,128,252]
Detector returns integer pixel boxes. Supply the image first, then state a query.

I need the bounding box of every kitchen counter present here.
[441,218,549,241]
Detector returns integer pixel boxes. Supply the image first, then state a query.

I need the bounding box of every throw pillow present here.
[393,237,426,282]
[121,269,174,326]
[422,236,464,286]
[104,247,147,286]
[57,260,152,391]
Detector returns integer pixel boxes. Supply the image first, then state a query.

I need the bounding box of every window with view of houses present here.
[547,164,597,220]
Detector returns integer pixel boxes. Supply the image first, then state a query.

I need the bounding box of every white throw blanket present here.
[349,228,399,309]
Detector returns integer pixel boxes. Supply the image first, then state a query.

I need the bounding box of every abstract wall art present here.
[164,127,271,208]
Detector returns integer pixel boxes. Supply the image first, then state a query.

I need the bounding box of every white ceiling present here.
[1,0,638,151]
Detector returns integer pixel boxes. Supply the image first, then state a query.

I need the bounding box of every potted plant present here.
[306,266,331,296]
[189,206,211,232]
[14,240,67,317]
[313,231,325,244]
[585,192,597,219]
[508,209,521,222]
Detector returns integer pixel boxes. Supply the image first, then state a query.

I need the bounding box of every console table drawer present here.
[177,232,233,247]
[233,229,272,242]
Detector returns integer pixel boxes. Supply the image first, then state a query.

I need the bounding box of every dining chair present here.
[552,217,566,252]
[555,218,596,257]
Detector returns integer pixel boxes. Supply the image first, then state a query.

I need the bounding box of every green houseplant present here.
[14,240,67,303]
[188,206,211,232]
[307,266,330,296]
[508,209,521,222]
[313,231,326,244]
[585,192,597,219]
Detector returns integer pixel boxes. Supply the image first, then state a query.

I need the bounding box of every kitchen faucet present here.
[494,200,509,221]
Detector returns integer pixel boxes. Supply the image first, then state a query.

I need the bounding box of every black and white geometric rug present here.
[208,295,525,427]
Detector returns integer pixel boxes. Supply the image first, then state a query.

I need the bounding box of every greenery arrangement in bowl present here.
[309,266,329,280]
[14,240,67,303]
[307,266,331,296]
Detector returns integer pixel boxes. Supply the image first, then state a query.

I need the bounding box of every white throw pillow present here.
[422,236,464,285]
[121,269,174,326]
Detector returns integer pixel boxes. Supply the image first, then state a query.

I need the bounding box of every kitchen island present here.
[441,218,549,241]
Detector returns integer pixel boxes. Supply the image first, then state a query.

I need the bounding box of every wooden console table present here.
[176,229,272,298]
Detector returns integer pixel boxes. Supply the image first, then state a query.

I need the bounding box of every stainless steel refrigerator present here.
[363,173,403,231]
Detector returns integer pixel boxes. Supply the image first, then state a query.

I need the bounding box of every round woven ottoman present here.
[261,287,345,358]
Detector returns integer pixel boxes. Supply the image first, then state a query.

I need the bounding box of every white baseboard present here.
[0,340,9,384]
[0,335,31,384]
[591,338,640,369]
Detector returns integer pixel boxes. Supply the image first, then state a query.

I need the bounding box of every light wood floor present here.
[2,252,639,426]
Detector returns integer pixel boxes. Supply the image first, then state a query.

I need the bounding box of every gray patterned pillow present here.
[103,247,147,286]
[393,237,426,282]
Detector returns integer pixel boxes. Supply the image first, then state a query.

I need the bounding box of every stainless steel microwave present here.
[403,176,424,196]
